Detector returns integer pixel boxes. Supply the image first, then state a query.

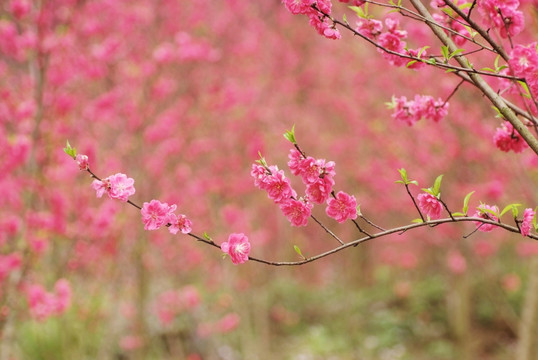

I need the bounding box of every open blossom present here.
[493,121,528,153]
[264,170,296,204]
[280,199,312,227]
[417,193,442,220]
[221,233,250,265]
[75,154,89,170]
[298,156,335,185]
[91,173,135,202]
[141,200,176,231]
[521,208,535,237]
[326,191,357,223]
[306,177,334,204]
[356,18,383,40]
[168,213,192,235]
[288,149,304,175]
[473,204,499,232]
[282,0,314,15]
[391,95,448,125]
[478,0,524,38]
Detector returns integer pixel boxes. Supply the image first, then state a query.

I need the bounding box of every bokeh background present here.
[2,0,538,359]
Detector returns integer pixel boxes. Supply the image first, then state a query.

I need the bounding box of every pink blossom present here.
[26,279,71,321]
[417,193,443,219]
[493,122,528,153]
[509,43,538,78]
[308,14,341,40]
[10,0,32,19]
[0,253,21,282]
[377,32,407,67]
[107,173,136,201]
[141,200,176,231]
[520,208,534,237]
[168,213,192,234]
[91,179,108,198]
[339,0,366,6]
[264,170,295,203]
[356,18,383,40]
[251,163,268,188]
[473,204,499,232]
[478,0,524,38]
[306,177,334,204]
[75,154,89,170]
[288,149,304,175]
[91,173,136,202]
[326,191,358,223]
[283,0,315,15]
[280,199,312,227]
[221,233,250,265]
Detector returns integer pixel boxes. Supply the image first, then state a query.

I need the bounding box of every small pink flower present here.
[107,173,136,201]
[447,250,466,274]
[326,191,358,223]
[91,179,108,198]
[356,18,383,40]
[473,204,499,232]
[264,170,295,204]
[493,122,528,153]
[221,233,250,265]
[168,213,192,235]
[283,0,315,15]
[141,200,176,231]
[521,208,535,237]
[288,149,304,176]
[306,177,334,204]
[75,154,89,170]
[280,199,312,227]
[417,193,443,220]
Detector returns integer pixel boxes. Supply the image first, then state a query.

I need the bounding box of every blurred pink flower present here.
[521,208,535,237]
[75,154,89,170]
[221,233,250,265]
[417,193,442,220]
[473,204,499,232]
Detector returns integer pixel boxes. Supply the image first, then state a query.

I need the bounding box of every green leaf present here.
[63,140,77,158]
[283,124,297,144]
[445,68,457,73]
[406,60,418,68]
[494,54,501,69]
[462,191,474,214]
[441,45,449,60]
[417,46,430,58]
[451,212,465,217]
[409,180,419,186]
[448,48,464,59]
[342,13,348,24]
[533,206,538,231]
[482,208,500,218]
[432,174,444,196]
[411,218,424,223]
[203,232,212,241]
[421,188,436,196]
[356,204,362,216]
[518,81,531,99]
[492,106,505,119]
[426,58,436,65]
[294,245,305,259]
[512,206,519,219]
[398,168,408,182]
[500,203,521,217]
[480,67,496,73]
[349,5,366,18]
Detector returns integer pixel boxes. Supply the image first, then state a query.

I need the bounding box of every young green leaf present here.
[294,245,305,259]
[533,206,538,231]
[283,125,296,144]
[451,212,465,217]
[203,232,212,241]
[500,203,521,217]
[462,191,474,214]
[441,45,449,61]
[411,218,424,223]
[432,174,444,196]
[63,140,77,158]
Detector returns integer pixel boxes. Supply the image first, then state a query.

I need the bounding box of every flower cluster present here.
[26,279,72,321]
[520,208,535,237]
[478,0,524,38]
[508,43,538,99]
[253,148,358,226]
[221,233,251,265]
[282,0,342,39]
[390,95,449,126]
[141,200,192,235]
[493,121,528,153]
[473,204,499,232]
[417,193,443,220]
[91,173,136,202]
